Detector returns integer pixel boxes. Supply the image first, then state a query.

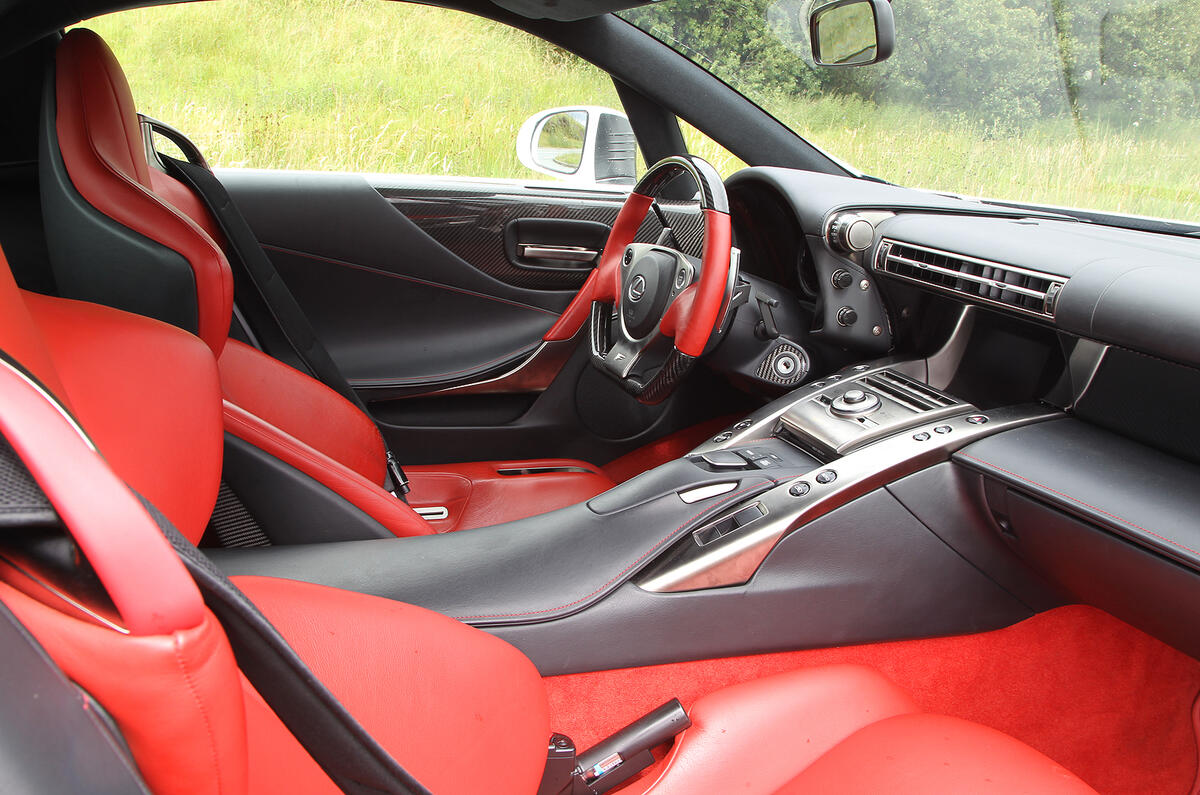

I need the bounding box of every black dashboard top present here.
[726,166,1200,372]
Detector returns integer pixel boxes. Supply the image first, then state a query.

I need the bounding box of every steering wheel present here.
[589,155,737,404]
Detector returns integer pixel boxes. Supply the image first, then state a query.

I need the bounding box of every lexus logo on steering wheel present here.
[628,275,647,303]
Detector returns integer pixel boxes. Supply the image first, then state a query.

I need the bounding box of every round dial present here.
[828,213,875,253]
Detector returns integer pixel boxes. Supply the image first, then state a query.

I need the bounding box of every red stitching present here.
[957,453,1200,557]
[260,244,559,316]
[453,479,783,620]
[174,634,224,795]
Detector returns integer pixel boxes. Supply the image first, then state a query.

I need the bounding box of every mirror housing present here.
[809,0,895,66]
[517,106,637,185]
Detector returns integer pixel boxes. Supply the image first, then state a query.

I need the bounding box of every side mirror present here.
[517,107,637,185]
[809,0,895,66]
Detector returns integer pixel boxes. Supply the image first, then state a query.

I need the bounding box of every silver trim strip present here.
[0,357,95,451]
[413,506,450,521]
[679,482,739,504]
[0,556,128,634]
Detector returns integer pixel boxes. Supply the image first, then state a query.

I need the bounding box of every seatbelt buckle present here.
[386,451,411,497]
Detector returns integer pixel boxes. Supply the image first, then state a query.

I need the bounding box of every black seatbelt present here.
[160,155,410,497]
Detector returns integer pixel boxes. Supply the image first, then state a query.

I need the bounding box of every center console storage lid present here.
[953,418,1200,571]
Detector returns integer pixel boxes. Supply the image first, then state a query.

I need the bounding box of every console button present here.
[934,425,953,435]
[751,457,779,469]
[966,414,989,425]
[913,431,931,441]
[815,470,837,485]
[842,388,867,404]
[734,420,753,430]
[694,525,722,545]
[713,432,732,442]
[789,481,811,497]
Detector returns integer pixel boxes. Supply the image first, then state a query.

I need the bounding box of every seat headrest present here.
[45,29,233,356]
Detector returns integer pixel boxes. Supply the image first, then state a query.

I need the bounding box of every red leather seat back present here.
[0,247,222,544]
[44,28,233,356]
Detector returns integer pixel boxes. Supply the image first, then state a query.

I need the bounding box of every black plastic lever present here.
[536,699,692,795]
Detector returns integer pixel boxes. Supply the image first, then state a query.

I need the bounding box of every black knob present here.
[836,307,858,326]
[831,269,854,289]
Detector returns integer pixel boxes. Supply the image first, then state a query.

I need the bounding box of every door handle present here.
[516,244,600,266]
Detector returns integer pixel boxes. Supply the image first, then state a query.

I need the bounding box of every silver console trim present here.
[637,404,1061,593]
[679,482,739,504]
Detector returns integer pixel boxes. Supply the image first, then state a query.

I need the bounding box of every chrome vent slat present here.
[865,370,956,409]
[860,375,934,412]
[876,239,1066,319]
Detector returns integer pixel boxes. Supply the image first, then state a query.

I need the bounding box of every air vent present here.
[860,370,957,413]
[876,240,1065,318]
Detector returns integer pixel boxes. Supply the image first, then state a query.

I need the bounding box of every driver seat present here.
[39,28,620,542]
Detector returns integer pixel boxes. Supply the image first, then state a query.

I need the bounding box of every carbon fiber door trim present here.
[375,179,706,289]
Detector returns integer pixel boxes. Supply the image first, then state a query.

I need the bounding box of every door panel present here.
[218,170,595,388]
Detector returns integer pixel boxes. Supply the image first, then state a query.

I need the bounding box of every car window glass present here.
[623,0,1200,224]
[81,0,631,184]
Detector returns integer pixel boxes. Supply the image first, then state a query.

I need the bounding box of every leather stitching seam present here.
[173,633,224,795]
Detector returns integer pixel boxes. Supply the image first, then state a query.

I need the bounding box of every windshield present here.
[620,0,1200,225]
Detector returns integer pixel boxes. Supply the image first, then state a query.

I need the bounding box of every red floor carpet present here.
[544,606,1200,794]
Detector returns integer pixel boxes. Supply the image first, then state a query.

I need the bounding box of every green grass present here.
[84,0,1200,223]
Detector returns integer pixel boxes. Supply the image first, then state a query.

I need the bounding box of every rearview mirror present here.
[809,0,895,66]
[517,107,637,185]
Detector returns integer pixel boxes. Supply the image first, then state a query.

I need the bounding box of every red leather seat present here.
[42,27,617,540]
[0,239,1098,794]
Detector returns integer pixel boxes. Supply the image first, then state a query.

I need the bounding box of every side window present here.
[83,4,634,185]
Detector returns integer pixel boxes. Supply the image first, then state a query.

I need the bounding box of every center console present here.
[634,361,1057,593]
[212,353,1062,675]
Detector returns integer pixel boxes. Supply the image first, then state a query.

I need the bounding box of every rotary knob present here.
[828,214,875,253]
[830,389,881,416]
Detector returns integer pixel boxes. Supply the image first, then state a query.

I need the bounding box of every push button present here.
[966,415,989,425]
[913,431,931,441]
[934,425,953,435]
[815,470,837,485]
[789,481,811,497]
[713,432,732,443]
